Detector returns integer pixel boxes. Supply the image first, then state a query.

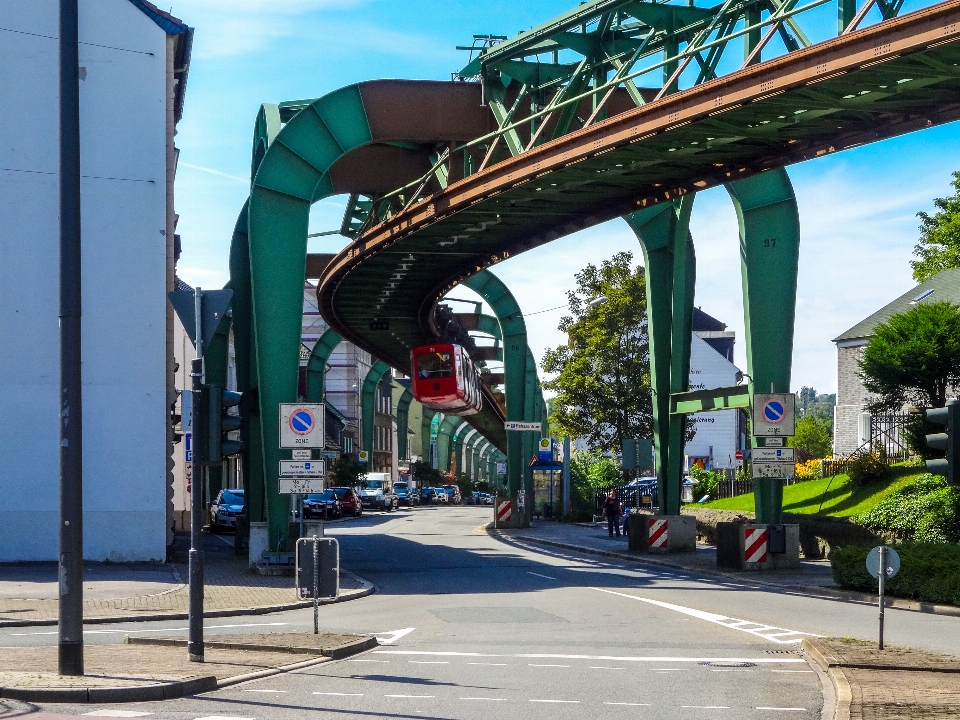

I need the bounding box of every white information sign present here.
[291,449,312,460]
[279,403,325,449]
[505,421,542,431]
[752,448,795,462]
[279,460,325,478]
[765,437,784,447]
[752,393,796,437]
[279,477,325,495]
[751,461,795,479]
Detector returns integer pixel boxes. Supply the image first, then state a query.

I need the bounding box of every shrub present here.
[689,465,723,499]
[847,450,891,487]
[855,473,960,543]
[831,542,960,606]
[794,458,823,481]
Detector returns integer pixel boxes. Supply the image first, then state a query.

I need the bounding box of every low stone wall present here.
[677,507,880,559]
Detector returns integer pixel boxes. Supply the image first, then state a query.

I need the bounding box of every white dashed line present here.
[604,702,652,706]
[409,660,449,664]
[529,664,569,667]
[385,694,434,698]
[590,588,820,644]
[590,666,625,670]
[468,662,508,666]
[374,650,804,664]
[349,659,390,663]
[527,571,557,579]
[461,697,507,701]
[313,692,363,697]
[681,706,730,709]
[757,708,807,712]
[82,712,152,718]
[241,689,286,693]
[529,699,580,703]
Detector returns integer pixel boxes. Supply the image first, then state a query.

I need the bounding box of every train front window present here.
[417,351,453,379]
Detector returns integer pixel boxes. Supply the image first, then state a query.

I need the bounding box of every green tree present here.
[788,416,833,459]
[541,252,654,452]
[329,455,367,487]
[858,301,960,412]
[911,172,960,282]
[411,460,443,487]
[796,386,835,430]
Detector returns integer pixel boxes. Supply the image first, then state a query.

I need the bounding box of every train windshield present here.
[416,350,453,379]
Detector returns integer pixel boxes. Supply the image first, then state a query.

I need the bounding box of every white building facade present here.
[0,0,192,560]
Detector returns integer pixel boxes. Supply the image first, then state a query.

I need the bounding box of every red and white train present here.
[410,343,482,416]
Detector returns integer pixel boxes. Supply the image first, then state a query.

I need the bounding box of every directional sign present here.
[866,546,901,579]
[279,403,325,448]
[505,421,542,431]
[279,460,325,478]
[752,448,795,462]
[279,477,325,495]
[752,393,795,437]
[751,461,795,479]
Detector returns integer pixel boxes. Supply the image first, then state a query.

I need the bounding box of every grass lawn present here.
[700,465,928,518]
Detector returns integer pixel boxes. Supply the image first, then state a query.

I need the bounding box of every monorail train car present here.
[410,343,482,415]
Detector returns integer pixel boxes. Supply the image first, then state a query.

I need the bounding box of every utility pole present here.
[58,0,84,677]
[189,289,205,662]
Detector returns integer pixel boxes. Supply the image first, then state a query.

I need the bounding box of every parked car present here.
[330,486,362,517]
[441,485,462,505]
[359,474,399,511]
[303,489,342,519]
[394,481,420,506]
[420,487,439,504]
[210,488,244,533]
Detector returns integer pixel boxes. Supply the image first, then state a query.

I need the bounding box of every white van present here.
[358,472,398,511]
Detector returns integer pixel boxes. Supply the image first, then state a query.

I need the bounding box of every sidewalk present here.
[805,637,960,719]
[0,632,376,703]
[0,532,373,627]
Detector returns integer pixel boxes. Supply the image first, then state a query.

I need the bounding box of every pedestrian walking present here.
[603,491,622,537]
[622,505,631,536]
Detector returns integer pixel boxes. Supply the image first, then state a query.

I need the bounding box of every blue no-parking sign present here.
[279,403,325,448]
[752,393,795,437]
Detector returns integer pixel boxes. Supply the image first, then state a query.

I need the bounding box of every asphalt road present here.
[2,506,832,719]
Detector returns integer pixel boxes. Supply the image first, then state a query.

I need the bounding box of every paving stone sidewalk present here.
[805,637,960,719]
[0,632,375,703]
[0,534,372,626]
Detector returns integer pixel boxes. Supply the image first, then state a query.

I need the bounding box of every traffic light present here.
[205,384,243,463]
[925,399,960,483]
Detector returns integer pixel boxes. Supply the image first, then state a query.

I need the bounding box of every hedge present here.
[831,543,960,606]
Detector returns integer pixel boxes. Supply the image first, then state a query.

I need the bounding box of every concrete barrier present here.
[628,514,696,553]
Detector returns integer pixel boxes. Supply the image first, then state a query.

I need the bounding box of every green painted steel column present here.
[463,271,527,496]
[305,328,342,403]
[228,203,264,523]
[204,308,232,502]
[361,360,390,458]
[623,196,695,516]
[726,169,800,523]
[436,415,461,472]
[396,386,413,461]
[421,408,436,461]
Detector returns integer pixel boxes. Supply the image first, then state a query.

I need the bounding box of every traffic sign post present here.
[866,545,900,650]
[279,403,325,449]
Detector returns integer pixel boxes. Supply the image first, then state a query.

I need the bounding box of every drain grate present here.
[764,649,800,655]
[699,661,757,668]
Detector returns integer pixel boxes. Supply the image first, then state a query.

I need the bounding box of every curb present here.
[126,635,379,660]
[0,634,378,703]
[0,571,376,629]
[803,639,852,720]
[788,584,960,618]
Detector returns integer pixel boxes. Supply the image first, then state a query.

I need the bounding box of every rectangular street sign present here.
[752,461,795,479]
[280,403,325,448]
[752,393,796,437]
[291,448,312,460]
[279,460,325,478]
[752,448,795,462]
[505,421,542,431]
[279,477,325,495]
[765,437,784,447]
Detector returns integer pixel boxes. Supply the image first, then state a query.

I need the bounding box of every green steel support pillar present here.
[361,360,391,459]
[745,3,762,63]
[396,386,413,461]
[436,415,461,472]
[839,0,857,32]
[460,428,478,478]
[305,328,342,403]
[204,307,232,502]
[726,169,800,523]
[421,408,437,462]
[623,196,696,516]
[228,203,265,524]
[463,271,528,497]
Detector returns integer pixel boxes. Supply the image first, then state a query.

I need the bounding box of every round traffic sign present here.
[866,546,900,579]
[762,400,786,424]
[288,408,316,435]
[735,450,744,460]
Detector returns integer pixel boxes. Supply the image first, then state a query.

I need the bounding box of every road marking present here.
[374,650,805,664]
[681,706,730,709]
[757,708,807,712]
[348,659,390,663]
[4,622,288,638]
[241,689,286,693]
[590,588,819,644]
[604,702,652,706]
[590,666,625,670]
[313,692,363,696]
[529,664,569,667]
[526,571,557,580]
[530,699,580,703]
[375,627,416,645]
[468,662,508,666]
[82,712,152,718]
[385,694,434,698]
[772,670,815,673]
[460,697,506,701]
[194,717,256,720]
[409,661,449,664]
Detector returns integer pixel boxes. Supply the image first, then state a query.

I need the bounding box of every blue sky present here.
[169,0,960,395]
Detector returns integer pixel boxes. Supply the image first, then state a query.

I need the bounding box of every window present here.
[416,350,453,379]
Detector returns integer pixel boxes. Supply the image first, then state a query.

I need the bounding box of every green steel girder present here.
[396,385,413,460]
[437,416,466,472]
[361,360,390,457]
[420,407,436,461]
[671,384,751,413]
[305,328,342,403]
